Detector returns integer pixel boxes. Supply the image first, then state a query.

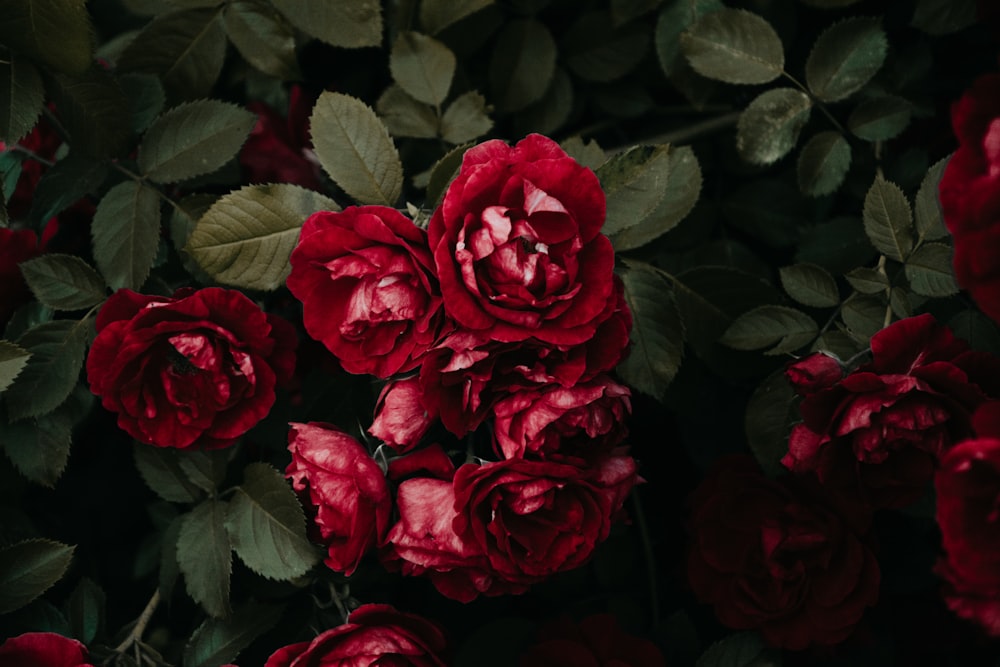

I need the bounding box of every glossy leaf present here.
[271,0,382,48]
[805,18,888,102]
[0,539,75,614]
[737,88,812,165]
[0,57,45,144]
[905,243,959,297]
[797,131,851,197]
[390,32,456,107]
[489,19,557,112]
[862,175,914,262]
[681,9,784,85]
[177,500,232,618]
[91,181,162,291]
[779,263,840,308]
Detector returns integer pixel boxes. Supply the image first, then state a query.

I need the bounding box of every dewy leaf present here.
[779,263,840,308]
[28,154,109,227]
[0,56,45,144]
[377,85,439,139]
[185,183,338,291]
[848,95,912,141]
[441,91,494,145]
[19,255,106,312]
[905,243,959,297]
[177,500,232,618]
[805,18,888,103]
[680,8,785,85]
[0,340,31,394]
[0,0,93,75]
[48,67,130,158]
[911,0,977,35]
[66,577,105,645]
[616,261,685,400]
[0,408,72,487]
[133,443,205,504]
[310,92,403,206]
[138,100,256,183]
[562,11,651,83]
[0,539,75,614]
[915,157,950,242]
[797,131,851,197]
[91,181,162,291]
[420,0,494,35]
[271,0,382,48]
[736,88,812,165]
[390,32,456,107]
[223,1,301,80]
[862,175,914,262]
[225,463,320,581]
[655,0,724,76]
[490,19,557,113]
[720,305,819,355]
[745,370,798,478]
[6,319,90,421]
[183,602,284,667]
[598,145,673,238]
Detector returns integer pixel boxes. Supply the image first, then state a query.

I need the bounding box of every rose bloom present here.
[519,614,665,667]
[287,206,445,378]
[687,457,880,650]
[264,603,448,666]
[934,402,1000,636]
[286,422,391,575]
[782,314,1000,508]
[368,376,436,453]
[428,133,616,346]
[242,85,323,191]
[86,287,296,449]
[0,632,93,666]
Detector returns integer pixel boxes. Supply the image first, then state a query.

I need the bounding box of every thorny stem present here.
[630,488,661,628]
[113,588,161,654]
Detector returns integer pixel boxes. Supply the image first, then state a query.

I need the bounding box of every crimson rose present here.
[519,614,665,667]
[369,376,436,453]
[687,457,880,650]
[263,603,448,666]
[0,632,93,666]
[286,422,391,575]
[87,288,296,449]
[287,205,445,378]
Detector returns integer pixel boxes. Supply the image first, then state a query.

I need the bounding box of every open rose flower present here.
[87,287,296,449]
[287,206,445,378]
[369,376,436,453]
[687,457,880,650]
[264,603,448,666]
[782,314,1000,508]
[287,422,391,575]
[519,614,665,667]
[428,133,615,346]
[0,632,93,666]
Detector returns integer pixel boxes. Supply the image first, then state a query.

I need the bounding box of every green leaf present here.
[134,444,205,504]
[797,131,851,197]
[6,319,90,421]
[225,463,320,581]
[511,68,573,138]
[0,0,93,75]
[425,143,469,207]
[185,183,338,291]
[223,1,301,79]
[905,243,959,297]
[0,56,45,144]
[745,370,797,477]
[890,285,913,319]
[911,0,977,35]
[390,32,455,107]
[0,539,75,614]
[420,0,494,35]
[805,18,888,103]
[376,85,439,139]
[720,305,818,355]
[183,602,284,667]
[779,263,839,308]
[562,11,651,83]
[119,74,167,133]
[489,19,557,112]
[849,95,912,141]
[560,136,605,171]
[655,0,724,76]
[616,261,685,400]
[673,266,780,352]
[178,500,231,618]
[48,67,130,158]
[92,181,162,291]
[28,154,109,226]
[177,450,230,494]
[271,0,382,48]
[915,157,950,242]
[0,340,31,394]
[681,8,784,85]
[66,577,105,645]
[598,145,672,238]
[862,175,914,262]
[0,408,72,487]
[441,91,493,145]
[840,293,885,339]
[119,8,226,101]
[19,255,106,311]
[310,92,403,206]
[844,266,889,294]
[737,88,812,165]
[138,100,255,183]
[696,632,772,667]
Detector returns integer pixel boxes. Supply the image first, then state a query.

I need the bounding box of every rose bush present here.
[0,632,93,666]
[519,614,665,667]
[86,287,296,449]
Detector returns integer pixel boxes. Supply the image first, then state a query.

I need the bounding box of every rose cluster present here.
[284,134,639,600]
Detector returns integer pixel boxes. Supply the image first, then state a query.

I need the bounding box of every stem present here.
[630,488,660,628]
[328,582,350,624]
[114,589,161,653]
[781,71,848,136]
[9,145,55,167]
[876,255,893,328]
[110,162,187,217]
[613,112,741,152]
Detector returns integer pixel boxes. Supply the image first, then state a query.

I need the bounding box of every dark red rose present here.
[687,457,880,650]
[785,352,844,395]
[451,454,638,585]
[86,287,296,449]
[242,85,323,190]
[369,377,436,453]
[519,614,665,667]
[287,206,445,378]
[0,631,93,666]
[782,314,1000,508]
[427,133,616,346]
[492,375,631,461]
[286,422,391,575]
[386,443,455,482]
[263,603,449,666]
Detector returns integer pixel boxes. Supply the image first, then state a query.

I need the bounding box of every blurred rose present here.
[242,86,323,190]
[286,422,391,575]
[87,287,296,449]
[0,631,93,666]
[519,614,665,667]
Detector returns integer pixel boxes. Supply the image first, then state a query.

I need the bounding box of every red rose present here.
[263,603,448,666]
[369,377,436,453]
[452,454,638,585]
[687,457,880,650]
[782,314,1000,508]
[87,287,296,449]
[785,352,844,395]
[427,134,616,345]
[287,206,445,378]
[242,85,323,190]
[286,422,391,575]
[0,631,93,666]
[519,614,665,667]
[492,375,631,461]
